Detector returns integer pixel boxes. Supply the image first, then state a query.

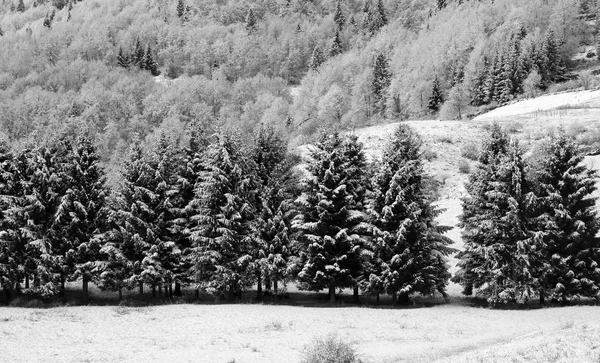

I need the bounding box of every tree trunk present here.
[273,280,278,295]
[174,282,181,296]
[329,284,336,303]
[392,292,397,304]
[398,293,409,305]
[139,282,144,296]
[25,275,29,289]
[539,289,545,305]
[158,286,163,297]
[353,286,359,303]
[169,284,173,298]
[376,293,380,304]
[152,286,156,298]
[82,275,89,304]
[256,270,262,299]
[195,288,200,301]
[118,287,123,301]
[2,286,9,305]
[265,276,272,292]
[60,275,66,297]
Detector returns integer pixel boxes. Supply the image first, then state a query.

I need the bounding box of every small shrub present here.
[301,334,360,363]
[458,159,471,174]
[422,146,437,161]
[265,320,283,331]
[438,172,451,184]
[460,142,479,161]
[586,50,596,58]
[437,135,454,144]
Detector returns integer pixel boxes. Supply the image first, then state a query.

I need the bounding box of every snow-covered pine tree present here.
[333,0,346,31]
[245,8,258,33]
[176,0,185,19]
[111,137,157,295]
[531,130,600,303]
[454,124,535,304]
[250,124,299,297]
[364,124,454,303]
[538,30,564,86]
[188,131,256,301]
[53,136,109,303]
[470,62,489,106]
[117,47,130,68]
[171,123,207,296]
[372,53,391,115]
[0,141,18,302]
[132,38,144,69]
[17,0,25,12]
[309,45,325,71]
[143,44,160,76]
[427,76,443,112]
[293,131,367,303]
[329,29,343,57]
[365,0,387,36]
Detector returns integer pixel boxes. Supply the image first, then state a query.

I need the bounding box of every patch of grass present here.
[422,146,437,161]
[458,159,471,174]
[460,143,479,161]
[301,333,361,363]
[437,135,454,144]
[265,320,283,331]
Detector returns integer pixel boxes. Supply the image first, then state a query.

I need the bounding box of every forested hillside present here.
[0,0,597,163]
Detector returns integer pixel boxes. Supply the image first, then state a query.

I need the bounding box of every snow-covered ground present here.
[2,304,599,363]
[474,89,600,121]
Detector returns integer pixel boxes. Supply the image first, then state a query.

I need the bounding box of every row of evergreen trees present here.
[0,123,456,304]
[117,39,161,77]
[455,124,600,304]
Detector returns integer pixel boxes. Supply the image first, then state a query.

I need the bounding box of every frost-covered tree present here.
[454,124,536,304]
[53,137,108,303]
[329,29,343,57]
[372,53,391,114]
[16,0,25,12]
[246,8,258,33]
[117,47,130,68]
[294,131,367,303]
[309,45,325,71]
[333,0,346,31]
[531,130,600,303]
[0,142,19,302]
[250,124,299,297]
[176,0,185,19]
[364,124,454,303]
[143,44,160,76]
[188,131,256,301]
[427,76,443,112]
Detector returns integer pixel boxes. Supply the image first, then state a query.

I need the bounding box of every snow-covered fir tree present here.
[187,131,256,301]
[531,130,600,303]
[293,131,367,303]
[454,124,536,304]
[364,124,454,303]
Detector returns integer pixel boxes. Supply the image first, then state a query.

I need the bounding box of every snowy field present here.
[474,89,600,121]
[1,303,600,363]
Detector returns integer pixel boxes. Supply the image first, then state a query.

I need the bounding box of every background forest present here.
[0,0,597,172]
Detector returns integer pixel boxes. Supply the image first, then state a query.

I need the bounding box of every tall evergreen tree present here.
[437,0,447,10]
[364,124,454,303]
[454,125,536,304]
[427,76,443,112]
[250,125,299,297]
[364,0,387,35]
[329,29,343,57]
[372,53,391,114]
[245,8,258,33]
[143,44,161,76]
[188,132,256,301]
[16,0,25,12]
[531,130,600,302]
[117,47,130,68]
[53,137,108,303]
[309,45,325,70]
[333,0,346,31]
[132,38,144,69]
[0,142,18,303]
[470,61,489,106]
[176,0,185,19]
[293,131,367,303]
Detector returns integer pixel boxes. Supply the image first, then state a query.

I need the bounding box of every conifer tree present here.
[333,0,346,31]
[143,44,161,76]
[43,13,52,28]
[427,76,443,112]
[177,0,185,19]
[0,142,18,302]
[364,124,454,303]
[454,125,536,304]
[437,0,447,10]
[294,131,367,303]
[470,63,489,106]
[329,29,343,57]
[365,0,387,35]
[132,38,144,69]
[0,25,3,37]
[117,47,130,68]
[188,132,256,301]
[172,124,207,296]
[16,0,25,12]
[538,30,563,87]
[531,130,600,302]
[53,137,108,303]
[309,45,325,70]
[372,53,391,114]
[245,8,258,33]
[250,125,299,297]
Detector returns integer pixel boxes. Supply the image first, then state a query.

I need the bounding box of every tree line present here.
[0,122,598,306]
